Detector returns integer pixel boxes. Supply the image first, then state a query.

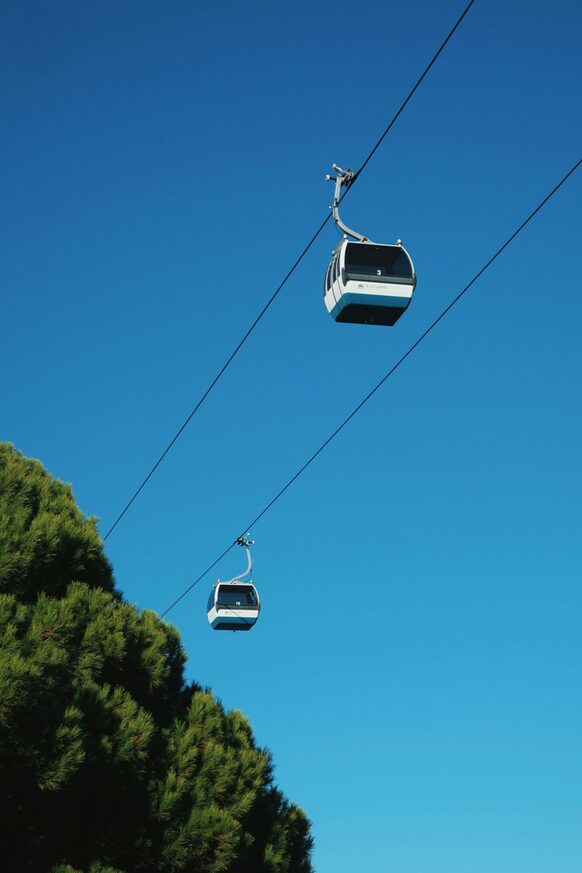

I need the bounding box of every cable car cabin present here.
[207,581,260,631]
[324,240,416,326]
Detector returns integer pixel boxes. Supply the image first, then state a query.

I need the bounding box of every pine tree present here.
[0,444,313,873]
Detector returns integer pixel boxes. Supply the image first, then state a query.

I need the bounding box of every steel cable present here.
[160,158,581,618]
[103,0,478,541]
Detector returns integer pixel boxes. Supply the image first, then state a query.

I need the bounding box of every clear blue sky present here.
[2,1,581,870]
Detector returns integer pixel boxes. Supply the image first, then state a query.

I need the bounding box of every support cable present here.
[103,0,478,541]
[160,158,581,619]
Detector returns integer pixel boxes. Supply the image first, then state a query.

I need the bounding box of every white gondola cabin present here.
[324,238,416,326]
[207,535,260,631]
[323,164,417,326]
[207,581,260,631]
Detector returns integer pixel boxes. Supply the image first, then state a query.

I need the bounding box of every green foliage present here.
[0,445,313,872]
[0,443,114,602]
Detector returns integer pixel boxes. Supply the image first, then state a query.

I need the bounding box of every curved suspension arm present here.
[226,535,254,583]
[326,164,369,243]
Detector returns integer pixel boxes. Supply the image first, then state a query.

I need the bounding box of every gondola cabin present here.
[324,239,416,326]
[207,581,260,631]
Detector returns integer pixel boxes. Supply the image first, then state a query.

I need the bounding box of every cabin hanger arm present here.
[325,164,370,243]
[228,534,254,583]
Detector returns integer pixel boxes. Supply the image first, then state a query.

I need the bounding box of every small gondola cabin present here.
[324,239,416,326]
[207,581,260,631]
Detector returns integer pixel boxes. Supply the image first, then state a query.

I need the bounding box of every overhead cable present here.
[103,0,478,541]
[160,158,581,619]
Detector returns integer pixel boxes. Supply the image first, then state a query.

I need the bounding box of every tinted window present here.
[325,262,332,292]
[207,590,215,611]
[345,243,413,278]
[217,585,257,607]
